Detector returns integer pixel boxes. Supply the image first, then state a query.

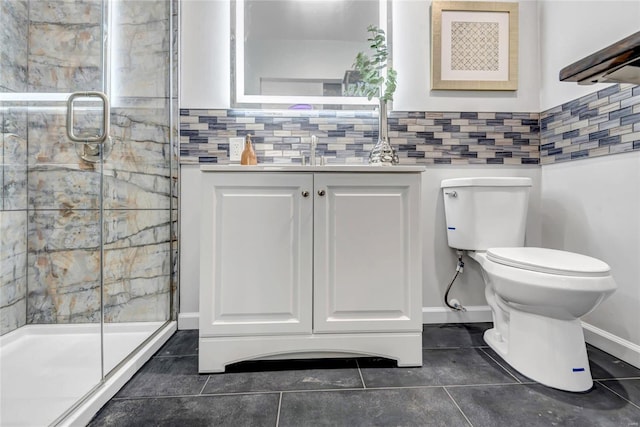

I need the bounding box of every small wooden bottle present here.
[240,134,257,165]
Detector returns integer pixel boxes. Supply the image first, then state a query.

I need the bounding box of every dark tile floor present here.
[89,323,640,426]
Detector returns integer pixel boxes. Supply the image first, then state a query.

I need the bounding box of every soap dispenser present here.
[240,134,257,165]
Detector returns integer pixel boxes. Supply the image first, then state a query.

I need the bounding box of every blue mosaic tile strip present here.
[540,83,640,164]
[180,109,540,165]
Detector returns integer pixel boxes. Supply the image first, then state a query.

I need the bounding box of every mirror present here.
[233,0,386,108]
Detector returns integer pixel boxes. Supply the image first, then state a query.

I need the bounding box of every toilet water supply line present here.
[444,250,467,312]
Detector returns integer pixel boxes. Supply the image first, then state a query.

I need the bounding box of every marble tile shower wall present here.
[0,0,177,335]
[1,0,28,334]
[179,110,541,165]
[540,84,640,164]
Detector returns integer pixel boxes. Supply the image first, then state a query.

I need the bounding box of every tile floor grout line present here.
[422,345,490,350]
[443,386,475,427]
[438,382,535,389]
[193,390,284,398]
[112,390,285,401]
[478,347,522,383]
[273,383,528,395]
[205,387,371,397]
[111,393,205,401]
[596,380,640,411]
[355,359,367,389]
[155,353,199,358]
[275,392,283,427]
[199,375,212,395]
[594,376,640,381]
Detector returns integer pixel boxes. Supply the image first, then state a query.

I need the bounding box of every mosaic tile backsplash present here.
[180,83,640,166]
[180,109,541,165]
[540,84,640,164]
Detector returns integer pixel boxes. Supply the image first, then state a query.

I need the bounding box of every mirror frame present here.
[232,0,388,108]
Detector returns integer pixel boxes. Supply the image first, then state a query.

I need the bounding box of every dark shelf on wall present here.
[559,30,640,85]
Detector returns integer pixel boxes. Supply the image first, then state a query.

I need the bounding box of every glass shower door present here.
[1,0,176,424]
[101,0,176,376]
[1,1,107,425]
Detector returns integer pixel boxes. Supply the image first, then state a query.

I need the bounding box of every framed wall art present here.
[431,1,518,91]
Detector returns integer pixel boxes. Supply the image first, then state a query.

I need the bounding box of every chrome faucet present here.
[310,135,318,166]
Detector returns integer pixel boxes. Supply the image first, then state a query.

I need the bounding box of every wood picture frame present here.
[431,1,518,91]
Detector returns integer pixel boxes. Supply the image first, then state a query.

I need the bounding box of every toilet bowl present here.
[470,248,616,392]
[440,177,617,392]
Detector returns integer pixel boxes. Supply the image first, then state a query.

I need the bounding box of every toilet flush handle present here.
[444,191,457,198]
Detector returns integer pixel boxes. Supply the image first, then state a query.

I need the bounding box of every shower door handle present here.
[66,91,110,143]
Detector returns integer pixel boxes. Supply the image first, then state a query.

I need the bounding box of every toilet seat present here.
[486,247,611,277]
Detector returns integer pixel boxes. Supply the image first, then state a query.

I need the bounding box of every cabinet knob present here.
[302,190,310,198]
[317,189,326,197]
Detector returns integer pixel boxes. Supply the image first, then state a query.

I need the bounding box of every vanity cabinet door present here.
[313,173,422,333]
[199,173,313,336]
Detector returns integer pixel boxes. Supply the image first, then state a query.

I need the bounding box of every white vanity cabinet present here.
[199,166,424,373]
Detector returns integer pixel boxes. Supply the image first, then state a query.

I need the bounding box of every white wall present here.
[180,0,640,112]
[538,0,640,110]
[179,166,202,329]
[392,0,540,112]
[180,0,230,109]
[180,0,541,112]
[541,152,640,365]
[538,0,640,366]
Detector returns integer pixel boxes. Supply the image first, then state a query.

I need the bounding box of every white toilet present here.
[440,177,617,392]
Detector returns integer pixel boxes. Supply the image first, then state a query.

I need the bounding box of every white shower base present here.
[0,321,176,427]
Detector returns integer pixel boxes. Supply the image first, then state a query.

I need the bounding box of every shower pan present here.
[0,0,178,425]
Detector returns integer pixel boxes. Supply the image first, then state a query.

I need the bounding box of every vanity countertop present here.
[200,165,426,173]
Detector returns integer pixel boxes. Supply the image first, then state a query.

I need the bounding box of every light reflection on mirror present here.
[234,0,385,108]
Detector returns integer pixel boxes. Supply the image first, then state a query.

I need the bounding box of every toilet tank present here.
[441,177,532,250]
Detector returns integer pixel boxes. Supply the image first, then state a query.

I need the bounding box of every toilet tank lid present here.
[487,247,611,277]
[441,177,532,188]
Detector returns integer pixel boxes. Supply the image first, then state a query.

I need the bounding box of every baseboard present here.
[422,305,492,324]
[582,321,640,369]
[178,312,199,330]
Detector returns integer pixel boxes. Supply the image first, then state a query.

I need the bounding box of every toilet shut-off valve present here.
[444,250,467,312]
